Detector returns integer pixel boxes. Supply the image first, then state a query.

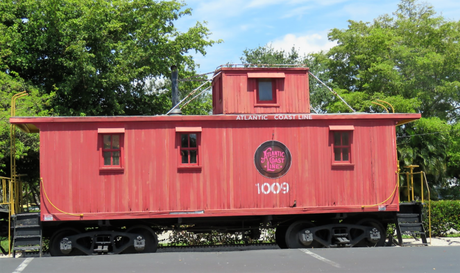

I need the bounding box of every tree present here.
[239,0,460,195]
[0,71,54,207]
[241,45,302,65]
[324,0,460,119]
[240,45,336,113]
[0,0,219,116]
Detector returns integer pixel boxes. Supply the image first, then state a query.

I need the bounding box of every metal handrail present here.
[4,91,29,256]
[0,176,13,255]
[400,168,432,244]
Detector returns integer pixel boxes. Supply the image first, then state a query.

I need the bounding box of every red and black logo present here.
[254,141,291,179]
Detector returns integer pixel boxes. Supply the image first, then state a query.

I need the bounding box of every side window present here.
[257,79,276,103]
[247,72,284,106]
[329,125,354,165]
[333,132,351,162]
[102,134,122,166]
[98,128,125,171]
[176,127,202,169]
[180,133,199,164]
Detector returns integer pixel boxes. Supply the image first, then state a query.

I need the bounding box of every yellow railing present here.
[0,176,13,255]
[10,91,27,216]
[400,165,432,242]
[2,91,29,256]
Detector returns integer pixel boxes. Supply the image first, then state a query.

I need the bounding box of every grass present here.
[1,238,10,253]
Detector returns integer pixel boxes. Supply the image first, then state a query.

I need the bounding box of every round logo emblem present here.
[254,141,292,179]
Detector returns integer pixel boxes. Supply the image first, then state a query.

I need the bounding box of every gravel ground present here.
[405,237,460,247]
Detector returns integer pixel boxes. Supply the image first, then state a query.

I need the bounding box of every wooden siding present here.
[29,115,412,222]
[213,68,310,114]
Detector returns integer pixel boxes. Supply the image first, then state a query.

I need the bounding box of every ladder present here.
[395,202,427,246]
[12,213,42,257]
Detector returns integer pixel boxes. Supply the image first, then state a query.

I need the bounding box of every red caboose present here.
[10,66,421,255]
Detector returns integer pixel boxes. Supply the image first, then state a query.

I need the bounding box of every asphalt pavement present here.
[1,244,460,273]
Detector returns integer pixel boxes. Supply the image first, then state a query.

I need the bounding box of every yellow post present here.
[406,172,410,201]
[411,168,415,201]
[15,177,20,214]
[10,91,27,216]
[1,179,5,202]
[8,179,12,255]
[421,171,424,203]
[8,91,28,256]
[404,165,419,202]
[0,177,11,255]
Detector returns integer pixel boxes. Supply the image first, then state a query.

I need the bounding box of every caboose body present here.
[10,66,421,255]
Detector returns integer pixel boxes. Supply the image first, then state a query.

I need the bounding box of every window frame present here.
[256,78,277,104]
[329,125,354,166]
[176,127,202,170]
[248,72,284,107]
[98,128,125,172]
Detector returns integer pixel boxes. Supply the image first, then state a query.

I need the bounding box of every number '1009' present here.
[255,183,289,194]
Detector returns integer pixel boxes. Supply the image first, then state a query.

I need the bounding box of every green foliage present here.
[447,123,460,180]
[164,227,275,246]
[240,45,337,113]
[241,45,302,65]
[0,72,54,177]
[324,0,460,119]
[0,0,219,116]
[424,200,460,236]
[398,118,451,188]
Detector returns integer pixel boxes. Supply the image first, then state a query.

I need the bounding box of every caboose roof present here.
[10,113,421,133]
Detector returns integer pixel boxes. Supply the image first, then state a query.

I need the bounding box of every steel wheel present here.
[285,221,321,248]
[123,225,158,253]
[355,218,386,247]
[49,228,84,256]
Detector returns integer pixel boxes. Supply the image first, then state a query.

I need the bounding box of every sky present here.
[175,0,460,75]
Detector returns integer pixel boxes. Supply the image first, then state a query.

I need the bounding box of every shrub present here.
[423,200,460,236]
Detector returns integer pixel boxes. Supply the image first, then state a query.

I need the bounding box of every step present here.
[15,224,40,228]
[14,214,40,227]
[13,237,42,246]
[399,223,425,233]
[397,213,421,223]
[14,234,42,239]
[397,213,420,218]
[13,246,41,251]
[15,227,41,236]
[399,202,424,214]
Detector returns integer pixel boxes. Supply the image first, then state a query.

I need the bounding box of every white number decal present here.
[281,182,289,194]
[256,182,289,194]
[271,183,281,194]
[262,183,271,194]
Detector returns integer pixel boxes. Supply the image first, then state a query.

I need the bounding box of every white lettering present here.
[275,114,296,120]
[255,182,290,194]
[262,183,271,194]
[236,114,312,121]
[271,183,281,194]
[298,114,312,120]
[281,182,289,194]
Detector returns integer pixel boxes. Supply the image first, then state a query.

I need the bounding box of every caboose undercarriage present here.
[42,211,396,256]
